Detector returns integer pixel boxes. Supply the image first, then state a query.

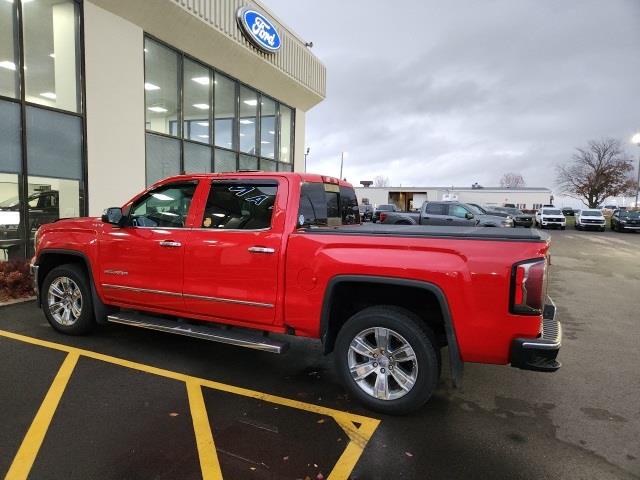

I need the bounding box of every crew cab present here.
[31,173,561,414]
[575,209,606,231]
[535,208,566,230]
[381,201,513,227]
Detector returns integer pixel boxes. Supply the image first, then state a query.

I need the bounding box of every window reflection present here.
[23,0,80,112]
[279,105,292,163]
[145,38,179,136]
[260,97,276,159]
[214,73,236,149]
[183,59,210,144]
[0,1,18,99]
[239,86,257,154]
[0,173,21,261]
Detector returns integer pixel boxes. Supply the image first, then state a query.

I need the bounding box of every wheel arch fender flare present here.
[36,249,110,324]
[320,275,464,386]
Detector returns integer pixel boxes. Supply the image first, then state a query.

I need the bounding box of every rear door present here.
[421,203,448,225]
[182,178,285,325]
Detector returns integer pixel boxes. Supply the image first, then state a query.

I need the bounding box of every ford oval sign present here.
[236,7,281,53]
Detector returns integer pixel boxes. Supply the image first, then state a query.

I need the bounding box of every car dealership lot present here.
[1,229,639,480]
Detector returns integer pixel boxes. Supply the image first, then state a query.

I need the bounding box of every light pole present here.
[339,151,346,179]
[304,147,310,172]
[632,132,640,208]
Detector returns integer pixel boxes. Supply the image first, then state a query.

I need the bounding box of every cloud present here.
[264,0,640,188]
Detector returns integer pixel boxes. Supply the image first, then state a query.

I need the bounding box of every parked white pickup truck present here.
[535,208,566,230]
[575,209,606,231]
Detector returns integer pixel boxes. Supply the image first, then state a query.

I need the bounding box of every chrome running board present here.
[107,311,288,354]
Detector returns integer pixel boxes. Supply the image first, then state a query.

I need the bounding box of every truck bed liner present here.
[300,224,548,242]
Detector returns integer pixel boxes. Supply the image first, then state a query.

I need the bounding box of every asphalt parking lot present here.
[1,228,639,480]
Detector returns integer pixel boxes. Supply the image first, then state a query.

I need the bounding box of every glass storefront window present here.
[0,100,21,175]
[26,107,83,180]
[279,105,292,163]
[145,38,179,136]
[23,0,80,112]
[260,158,277,172]
[214,148,236,172]
[146,133,180,186]
[260,97,276,159]
[184,141,211,173]
[183,59,210,144]
[0,1,18,99]
[239,154,258,170]
[0,173,21,261]
[214,73,236,150]
[239,86,257,154]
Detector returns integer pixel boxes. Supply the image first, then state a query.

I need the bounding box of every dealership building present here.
[0,0,325,260]
[355,185,554,212]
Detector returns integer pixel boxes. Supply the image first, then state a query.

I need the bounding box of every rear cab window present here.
[299,182,360,227]
[424,203,447,215]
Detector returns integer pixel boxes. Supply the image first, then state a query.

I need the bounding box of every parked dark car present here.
[562,207,576,216]
[358,204,374,222]
[381,201,513,227]
[610,209,640,232]
[490,207,534,227]
[0,190,60,238]
[372,203,399,222]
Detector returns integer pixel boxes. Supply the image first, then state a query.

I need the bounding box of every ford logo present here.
[236,7,281,53]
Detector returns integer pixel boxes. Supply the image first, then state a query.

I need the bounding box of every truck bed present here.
[300,224,548,242]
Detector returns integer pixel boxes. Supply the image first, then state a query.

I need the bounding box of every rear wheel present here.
[335,306,440,414]
[42,264,95,335]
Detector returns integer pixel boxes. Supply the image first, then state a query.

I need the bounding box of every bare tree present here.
[556,138,636,208]
[373,175,391,187]
[499,172,526,189]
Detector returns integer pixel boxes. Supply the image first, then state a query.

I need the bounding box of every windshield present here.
[581,210,602,216]
[503,207,522,215]
[467,204,486,215]
[377,204,394,211]
[621,211,640,218]
[543,209,562,215]
[0,195,20,208]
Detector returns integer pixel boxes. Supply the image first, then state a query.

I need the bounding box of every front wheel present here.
[42,264,95,335]
[334,306,440,414]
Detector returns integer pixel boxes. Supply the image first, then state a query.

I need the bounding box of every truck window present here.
[201,182,277,230]
[449,205,469,218]
[424,203,447,215]
[298,182,360,227]
[129,182,196,228]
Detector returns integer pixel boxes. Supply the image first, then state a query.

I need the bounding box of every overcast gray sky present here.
[263,0,640,188]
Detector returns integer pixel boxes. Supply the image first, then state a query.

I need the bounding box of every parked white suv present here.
[575,209,606,231]
[535,208,566,230]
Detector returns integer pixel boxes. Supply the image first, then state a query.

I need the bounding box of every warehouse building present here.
[0,0,325,260]
[354,186,554,212]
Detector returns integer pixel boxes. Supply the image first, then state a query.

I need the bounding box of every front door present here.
[183,178,285,325]
[98,181,198,313]
[448,204,475,226]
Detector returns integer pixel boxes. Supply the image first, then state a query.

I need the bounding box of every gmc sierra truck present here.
[31,172,561,414]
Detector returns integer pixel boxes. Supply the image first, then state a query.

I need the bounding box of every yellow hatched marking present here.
[186,380,224,480]
[5,351,79,480]
[0,329,380,479]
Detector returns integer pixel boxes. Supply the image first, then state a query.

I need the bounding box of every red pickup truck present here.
[31,172,561,414]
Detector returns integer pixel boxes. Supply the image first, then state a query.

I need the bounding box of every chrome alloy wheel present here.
[347,327,418,401]
[47,276,83,326]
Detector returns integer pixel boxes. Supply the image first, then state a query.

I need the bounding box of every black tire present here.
[42,264,95,335]
[561,226,566,230]
[334,305,440,415]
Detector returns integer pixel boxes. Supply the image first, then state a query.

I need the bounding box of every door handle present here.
[248,246,275,254]
[159,240,182,248]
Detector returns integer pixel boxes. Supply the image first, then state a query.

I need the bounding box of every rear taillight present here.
[510,258,547,315]
[379,212,387,222]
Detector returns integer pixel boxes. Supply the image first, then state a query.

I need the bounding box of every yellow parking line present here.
[0,329,380,479]
[5,351,78,480]
[186,380,223,480]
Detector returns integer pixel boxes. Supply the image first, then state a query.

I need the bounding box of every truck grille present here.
[547,218,563,222]
[582,219,604,224]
